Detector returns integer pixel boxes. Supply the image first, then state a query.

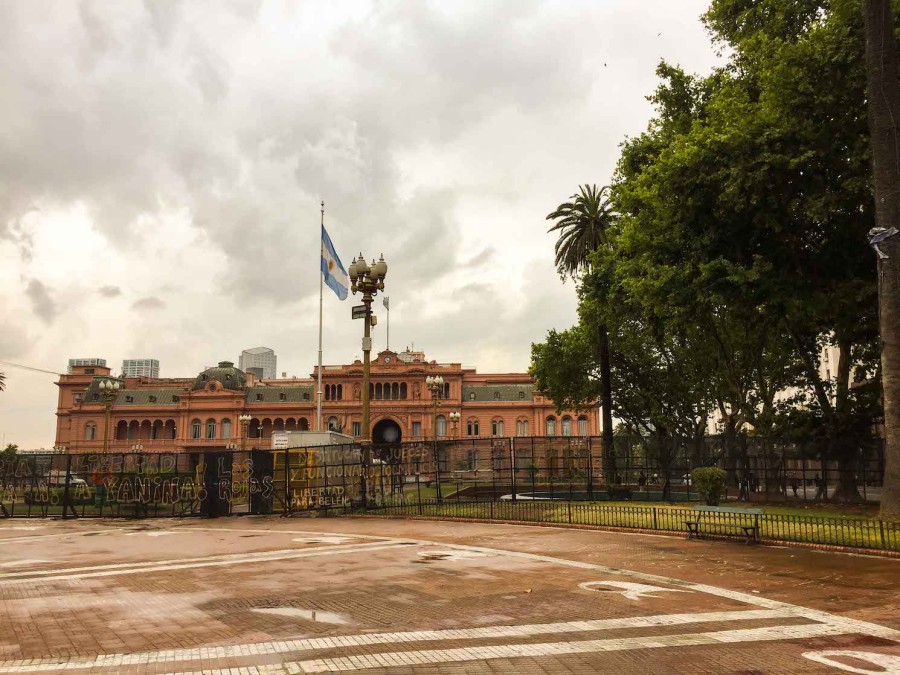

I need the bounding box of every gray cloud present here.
[25,279,57,323]
[0,322,30,358]
[0,0,723,448]
[132,296,165,310]
[98,285,122,297]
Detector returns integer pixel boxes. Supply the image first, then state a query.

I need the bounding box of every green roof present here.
[192,361,246,391]
[462,384,534,402]
[245,386,314,404]
[83,382,182,406]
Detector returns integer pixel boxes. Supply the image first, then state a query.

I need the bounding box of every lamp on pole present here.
[239,414,251,452]
[98,379,120,454]
[426,375,445,503]
[349,252,388,505]
[448,411,461,438]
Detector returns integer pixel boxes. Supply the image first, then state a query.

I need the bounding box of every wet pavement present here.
[0,516,898,673]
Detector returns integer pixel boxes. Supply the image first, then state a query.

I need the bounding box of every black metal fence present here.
[1,435,895,553]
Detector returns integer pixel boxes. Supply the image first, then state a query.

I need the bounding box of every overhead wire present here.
[0,360,63,376]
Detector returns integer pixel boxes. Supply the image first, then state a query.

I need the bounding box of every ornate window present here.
[546,416,557,436]
[516,419,529,436]
[561,416,572,437]
[327,416,339,432]
[436,415,447,437]
[467,419,480,436]
[494,391,501,400]
[491,419,504,436]
[205,419,216,439]
[578,415,589,436]
[190,419,202,440]
[221,419,232,439]
[84,423,97,440]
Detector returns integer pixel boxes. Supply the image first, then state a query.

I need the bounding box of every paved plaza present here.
[0,517,899,674]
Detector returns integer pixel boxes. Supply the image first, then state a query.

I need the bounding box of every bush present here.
[692,467,727,506]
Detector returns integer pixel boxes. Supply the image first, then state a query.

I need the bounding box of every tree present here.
[0,370,5,392]
[1,443,17,459]
[863,0,900,520]
[546,184,617,477]
[612,1,881,501]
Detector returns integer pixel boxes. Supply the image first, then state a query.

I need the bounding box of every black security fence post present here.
[62,454,73,519]
[283,447,291,517]
[509,437,517,503]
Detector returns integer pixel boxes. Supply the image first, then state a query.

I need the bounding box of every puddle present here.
[250,607,349,624]
[416,550,487,562]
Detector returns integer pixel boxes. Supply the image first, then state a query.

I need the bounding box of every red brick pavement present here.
[0,517,897,673]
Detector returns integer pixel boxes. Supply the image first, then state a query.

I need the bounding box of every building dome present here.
[191,361,246,391]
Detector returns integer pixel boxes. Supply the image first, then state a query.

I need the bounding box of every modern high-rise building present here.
[239,347,277,380]
[122,359,160,378]
[67,358,106,374]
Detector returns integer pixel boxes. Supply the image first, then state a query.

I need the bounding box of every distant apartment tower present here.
[239,347,277,380]
[67,358,106,374]
[122,359,160,378]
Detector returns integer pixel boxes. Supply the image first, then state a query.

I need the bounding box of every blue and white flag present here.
[321,225,349,300]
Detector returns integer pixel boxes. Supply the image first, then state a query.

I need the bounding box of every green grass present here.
[374,499,899,552]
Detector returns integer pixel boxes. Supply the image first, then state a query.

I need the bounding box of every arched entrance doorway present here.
[372,418,402,445]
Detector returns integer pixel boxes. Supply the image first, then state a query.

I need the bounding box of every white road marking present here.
[0,529,129,543]
[292,536,358,545]
[250,608,350,624]
[0,610,797,673]
[802,650,900,674]
[0,541,412,585]
[170,624,854,675]
[0,560,49,568]
[578,580,692,601]
[123,530,179,537]
[4,526,44,531]
[417,549,488,561]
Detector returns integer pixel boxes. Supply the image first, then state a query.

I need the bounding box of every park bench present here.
[685,505,763,545]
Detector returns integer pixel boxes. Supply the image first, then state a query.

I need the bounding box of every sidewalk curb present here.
[347,513,900,560]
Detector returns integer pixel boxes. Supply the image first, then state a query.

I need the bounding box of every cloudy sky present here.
[0,0,722,448]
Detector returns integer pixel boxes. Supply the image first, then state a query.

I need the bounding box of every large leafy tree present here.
[545,184,617,477]
[863,0,900,520]
[535,0,885,504]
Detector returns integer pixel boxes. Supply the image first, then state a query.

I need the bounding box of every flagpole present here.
[386,298,390,351]
[317,201,324,432]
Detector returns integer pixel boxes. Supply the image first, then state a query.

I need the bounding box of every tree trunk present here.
[599,322,616,481]
[864,0,900,521]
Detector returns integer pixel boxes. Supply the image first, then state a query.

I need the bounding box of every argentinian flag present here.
[321,225,349,300]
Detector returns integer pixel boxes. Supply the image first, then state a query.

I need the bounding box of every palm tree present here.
[546,184,615,279]
[0,371,5,392]
[546,184,617,481]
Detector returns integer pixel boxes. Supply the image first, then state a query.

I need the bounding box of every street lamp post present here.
[349,253,387,505]
[239,414,251,452]
[426,375,444,503]
[449,411,461,438]
[98,379,121,454]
